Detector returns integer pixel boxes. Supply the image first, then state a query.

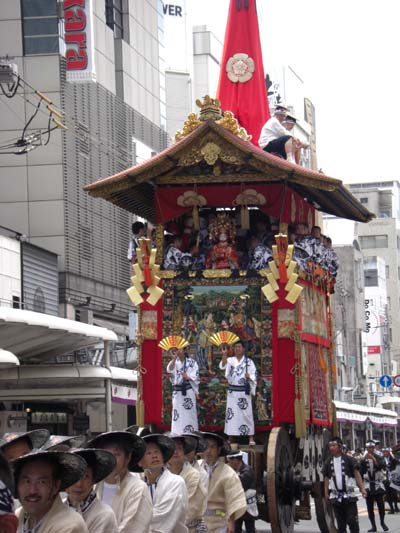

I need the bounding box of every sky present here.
[189,0,400,184]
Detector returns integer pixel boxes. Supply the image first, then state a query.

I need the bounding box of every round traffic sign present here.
[393,375,400,387]
[379,374,393,388]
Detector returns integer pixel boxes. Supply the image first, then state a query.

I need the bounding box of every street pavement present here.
[253,498,400,532]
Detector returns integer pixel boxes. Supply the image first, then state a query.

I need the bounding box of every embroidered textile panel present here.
[161,278,273,429]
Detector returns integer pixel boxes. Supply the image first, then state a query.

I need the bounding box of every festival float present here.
[84,2,373,532]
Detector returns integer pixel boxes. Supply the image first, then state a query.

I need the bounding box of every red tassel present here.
[143,265,153,287]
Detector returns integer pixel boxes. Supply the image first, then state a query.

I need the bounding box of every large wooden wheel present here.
[267,427,296,533]
[313,481,337,533]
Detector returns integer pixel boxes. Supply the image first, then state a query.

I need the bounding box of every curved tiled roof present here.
[84,120,374,224]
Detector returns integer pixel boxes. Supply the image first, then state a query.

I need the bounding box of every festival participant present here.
[226,450,258,533]
[127,221,145,264]
[219,341,257,446]
[164,235,192,270]
[0,430,50,461]
[42,435,86,451]
[137,433,188,533]
[87,431,152,533]
[13,450,88,532]
[247,235,272,270]
[65,448,118,533]
[166,347,200,433]
[282,114,309,163]
[185,432,208,489]
[258,105,299,164]
[323,436,366,533]
[201,432,246,533]
[382,447,399,513]
[359,440,388,532]
[0,453,18,533]
[167,433,207,532]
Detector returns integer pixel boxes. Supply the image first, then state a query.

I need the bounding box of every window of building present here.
[359,235,388,249]
[385,265,390,279]
[105,0,124,39]
[387,296,391,309]
[132,137,153,165]
[360,197,369,204]
[364,269,378,287]
[21,0,59,55]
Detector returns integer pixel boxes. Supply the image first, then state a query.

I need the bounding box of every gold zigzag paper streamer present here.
[208,330,240,347]
[126,238,164,307]
[261,234,303,304]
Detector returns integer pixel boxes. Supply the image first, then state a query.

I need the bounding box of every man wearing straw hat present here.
[0,452,18,533]
[226,450,258,533]
[167,433,207,532]
[201,432,246,533]
[137,433,188,532]
[13,449,88,532]
[87,431,152,532]
[0,430,50,462]
[41,435,86,452]
[184,432,209,490]
[65,448,118,533]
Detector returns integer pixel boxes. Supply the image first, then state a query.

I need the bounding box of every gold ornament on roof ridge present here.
[174,95,251,142]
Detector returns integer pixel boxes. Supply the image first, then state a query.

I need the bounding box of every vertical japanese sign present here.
[64,0,96,82]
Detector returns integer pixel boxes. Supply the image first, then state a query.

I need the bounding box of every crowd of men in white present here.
[0,428,256,533]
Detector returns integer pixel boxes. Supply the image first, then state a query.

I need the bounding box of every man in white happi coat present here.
[65,448,118,533]
[0,429,50,461]
[167,433,207,532]
[137,433,188,533]
[185,433,209,491]
[219,341,257,445]
[13,450,88,533]
[202,433,246,533]
[167,348,200,433]
[87,431,152,532]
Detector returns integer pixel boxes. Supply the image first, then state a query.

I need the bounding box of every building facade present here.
[350,181,400,368]
[0,0,168,330]
[331,243,366,402]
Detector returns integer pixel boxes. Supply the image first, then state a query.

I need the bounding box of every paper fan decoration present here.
[158,335,189,351]
[208,330,240,347]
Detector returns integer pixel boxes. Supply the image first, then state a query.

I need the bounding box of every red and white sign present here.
[64,0,96,82]
[367,346,381,355]
[393,375,400,387]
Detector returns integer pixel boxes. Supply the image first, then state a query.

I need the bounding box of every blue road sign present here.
[379,374,393,388]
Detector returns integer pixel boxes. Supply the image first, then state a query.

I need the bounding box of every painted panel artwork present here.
[307,343,329,425]
[161,278,273,429]
[299,284,329,344]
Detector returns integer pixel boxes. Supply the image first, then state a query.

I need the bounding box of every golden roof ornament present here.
[196,95,223,121]
[174,95,251,142]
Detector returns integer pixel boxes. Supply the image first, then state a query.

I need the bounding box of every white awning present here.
[0,308,118,361]
[0,364,136,402]
[333,400,398,426]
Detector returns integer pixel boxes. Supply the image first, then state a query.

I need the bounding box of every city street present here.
[254,499,400,532]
